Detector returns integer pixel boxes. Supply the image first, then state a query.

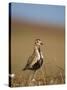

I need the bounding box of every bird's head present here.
[35,39,43,47]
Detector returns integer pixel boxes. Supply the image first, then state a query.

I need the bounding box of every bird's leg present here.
[31,70,36,80]
[27,70,32,85]
[30,70,36,81]
[28,70,36,85]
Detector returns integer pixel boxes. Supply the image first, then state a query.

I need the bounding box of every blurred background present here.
[10,3,65,86]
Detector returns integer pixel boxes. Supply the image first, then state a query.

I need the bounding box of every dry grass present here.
[11,64,65,87]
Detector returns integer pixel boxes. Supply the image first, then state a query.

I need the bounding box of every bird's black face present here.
[35,39,43,46]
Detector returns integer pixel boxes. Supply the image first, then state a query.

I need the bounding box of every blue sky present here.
[11,3,65,25]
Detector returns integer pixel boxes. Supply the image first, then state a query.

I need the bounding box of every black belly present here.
[30,58,43,70]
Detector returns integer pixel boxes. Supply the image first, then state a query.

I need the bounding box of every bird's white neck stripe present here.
[35,46,43,60]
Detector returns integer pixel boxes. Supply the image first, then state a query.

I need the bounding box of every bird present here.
[22,39,43,72]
